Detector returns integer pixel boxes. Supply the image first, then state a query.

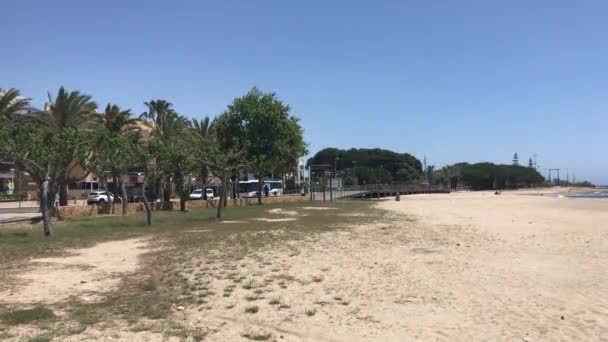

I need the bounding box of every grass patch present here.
[244,305,259,314]
[0,306,55,325]
[142,278,157,291]
[27,334,52,342]
[305,308,317,316]
[242,329,273,340]
[268,297,282,305]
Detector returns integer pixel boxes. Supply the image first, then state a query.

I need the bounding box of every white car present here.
[189,188,214,200]
[87,191,118,205]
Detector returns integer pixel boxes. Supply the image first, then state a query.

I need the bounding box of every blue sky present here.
[3,1,607,184]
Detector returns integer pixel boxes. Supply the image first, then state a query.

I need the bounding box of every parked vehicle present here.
[189,188,214,200]
[238,180,283,197]
[87,191,120,205]
[127,190,158,203]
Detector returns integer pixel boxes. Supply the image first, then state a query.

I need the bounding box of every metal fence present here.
[308,183,449,201]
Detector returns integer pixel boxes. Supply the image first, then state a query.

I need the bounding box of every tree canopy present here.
[307,147,423,184]
[213,87,307,203]
[434,162,545,190]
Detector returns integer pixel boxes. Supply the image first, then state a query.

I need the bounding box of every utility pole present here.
[549,168,560,186]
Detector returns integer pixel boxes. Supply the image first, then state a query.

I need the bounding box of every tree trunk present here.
[39,177,53,236]
[163,177,171,202]
[223,181,229,207]
[142,179,152,225]
[120,179,128,215]
[103,177,113,215]
[257,177,263,205]
[58,181,67,206]
[111,175,117,214]
[216,172,226,220]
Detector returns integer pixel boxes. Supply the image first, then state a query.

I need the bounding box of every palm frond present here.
[36,86,98,131]
[0,88,31,120]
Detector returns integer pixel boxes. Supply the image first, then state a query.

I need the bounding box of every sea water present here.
[565,190,608,199]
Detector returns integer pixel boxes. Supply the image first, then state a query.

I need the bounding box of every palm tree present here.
[190,116,216,187]
[99,103,135,132]
[141,99,190,201]
[191,116,215,140]
[37,87,98,131]
[36,87,98,206]
[0,88,31,120]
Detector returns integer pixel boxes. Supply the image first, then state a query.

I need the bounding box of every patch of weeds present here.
[268,297,282,305]
[242,279,256,290]
[244,305,259,314]
[0,306,55,325]
[244,294,262,301]
[305,308,317,316]
[27,334,52,342]
[312,275,324,283]
[242,329,273,340]
[142,278,157,291]
[225,304,235,309]
[130,322,152,332]
[278,303,291,310]
[65,324,87,335]
[253,289,264,295]
[339,300,350,305]
[333,296,342,301]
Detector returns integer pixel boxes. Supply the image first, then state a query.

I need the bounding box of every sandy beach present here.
[166,190,608,341]
[2,191,607,341]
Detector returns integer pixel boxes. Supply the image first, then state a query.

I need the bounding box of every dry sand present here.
[0,238,148,304]
[186,191,608,341]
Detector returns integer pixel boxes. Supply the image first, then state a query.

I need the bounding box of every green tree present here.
[34,87,98,206]
[0,124,91,235]
[308,147,422,184]
[85,104,138,214]
[194,133,247,219]
[512,153,519,166]
[213,87,307,204]
[153,138,197,212]
[141,100,189,201]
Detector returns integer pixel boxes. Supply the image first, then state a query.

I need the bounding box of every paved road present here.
[0,212,41,223]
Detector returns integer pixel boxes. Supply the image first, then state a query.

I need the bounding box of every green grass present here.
[0,201,378,264]
[0,306,55,325]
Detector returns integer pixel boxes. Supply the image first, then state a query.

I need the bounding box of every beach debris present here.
[396,193,401,201]
[176,305,185,311]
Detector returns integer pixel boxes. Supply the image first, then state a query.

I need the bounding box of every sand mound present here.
[253,217,297,222]
[267,208,300,216]
[0,238,148,304]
